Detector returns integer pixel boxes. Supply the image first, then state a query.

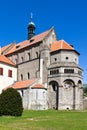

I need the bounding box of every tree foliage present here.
[0,88,23,116]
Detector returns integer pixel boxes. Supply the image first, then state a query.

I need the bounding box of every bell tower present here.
[28,13,36,40]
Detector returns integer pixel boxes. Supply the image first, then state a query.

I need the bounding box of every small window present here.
[50,69,59,75]
[28,53,30,60]
[75,58,77,62]
[21,57,23,62]
[66,57,69,60]
[0,68,3,75]
[28,72,30,79]
[21,74,23,80]
[64,69,74,73]
[56,69,59,74]
[30,39,34,42]
[15,59,17,64]
[16,45,20,49]
[21,90,24,97]
[78,70,82,76]
[50,71,52,75]
[36,52,38,58]
[8,70,12,77]
[54,58,57,61]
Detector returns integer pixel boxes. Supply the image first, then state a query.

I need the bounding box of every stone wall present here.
[83,97,87,109]
[18,59,40,81]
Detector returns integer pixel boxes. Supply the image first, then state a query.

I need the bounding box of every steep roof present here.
[1,42,16,55]
[1,44,11,53]
[0,55,16,66]
[4,29,51,55]
[51,40,74,52]
[8,79,37,89]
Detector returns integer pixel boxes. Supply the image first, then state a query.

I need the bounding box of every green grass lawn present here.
[0,110,87,130]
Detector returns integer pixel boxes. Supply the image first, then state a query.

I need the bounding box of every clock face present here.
[63,81,73,89]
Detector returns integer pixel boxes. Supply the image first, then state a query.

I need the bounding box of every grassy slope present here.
[0,110,87,130]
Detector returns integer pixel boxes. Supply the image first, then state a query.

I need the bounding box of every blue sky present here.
[0,0,87,83]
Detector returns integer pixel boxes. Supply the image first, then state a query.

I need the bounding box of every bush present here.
[83,87,87,94]
[0,88,23,116]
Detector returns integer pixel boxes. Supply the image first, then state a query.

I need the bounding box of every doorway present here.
[49,81,59,109]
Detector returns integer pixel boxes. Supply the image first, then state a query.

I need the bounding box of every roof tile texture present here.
[0,55,16,66]
[51,40,74,52]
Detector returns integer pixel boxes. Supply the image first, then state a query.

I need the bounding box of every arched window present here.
[27,72,30,79]
[36,52,38,58]
[21,74,23,80]
[21,57,23,62]
[78,80,82,88]
[15,59,17,64]
[28,53,30,60]
[54,58,57,61]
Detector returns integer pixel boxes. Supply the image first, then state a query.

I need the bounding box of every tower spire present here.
[28,13,36,40]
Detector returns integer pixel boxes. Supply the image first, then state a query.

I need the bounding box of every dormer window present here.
[30,39,34,42]
[16,45,20,49]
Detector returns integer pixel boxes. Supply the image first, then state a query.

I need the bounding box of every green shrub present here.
[0,88,23,116]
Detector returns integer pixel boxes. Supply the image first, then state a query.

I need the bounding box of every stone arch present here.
[63,79,75,87]
[48,80,59,110]
[63,79,75,110]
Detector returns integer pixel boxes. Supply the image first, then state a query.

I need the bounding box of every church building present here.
[0,17,83,110]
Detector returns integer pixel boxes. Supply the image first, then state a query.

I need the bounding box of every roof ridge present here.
[6,28,52,55]
[62,40,74,49]
[2,42,16,55]
[61,40,64,49]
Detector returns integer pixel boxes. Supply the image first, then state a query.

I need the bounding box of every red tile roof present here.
[1,42,16,55]
[0,55,16,66]
[7,79,46,90]
[8,79,37,89]
[32,84,46,89]
[1,44,11,53]
[51,40,74,52]
[5,29,51,55]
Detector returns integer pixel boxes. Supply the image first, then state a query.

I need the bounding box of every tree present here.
[0,88,23,116]
[83,84,87,97]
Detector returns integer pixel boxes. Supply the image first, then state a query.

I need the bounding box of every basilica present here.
[0,18,83,110]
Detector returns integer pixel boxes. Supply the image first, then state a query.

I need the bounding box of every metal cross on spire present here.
[30,12,33,22]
